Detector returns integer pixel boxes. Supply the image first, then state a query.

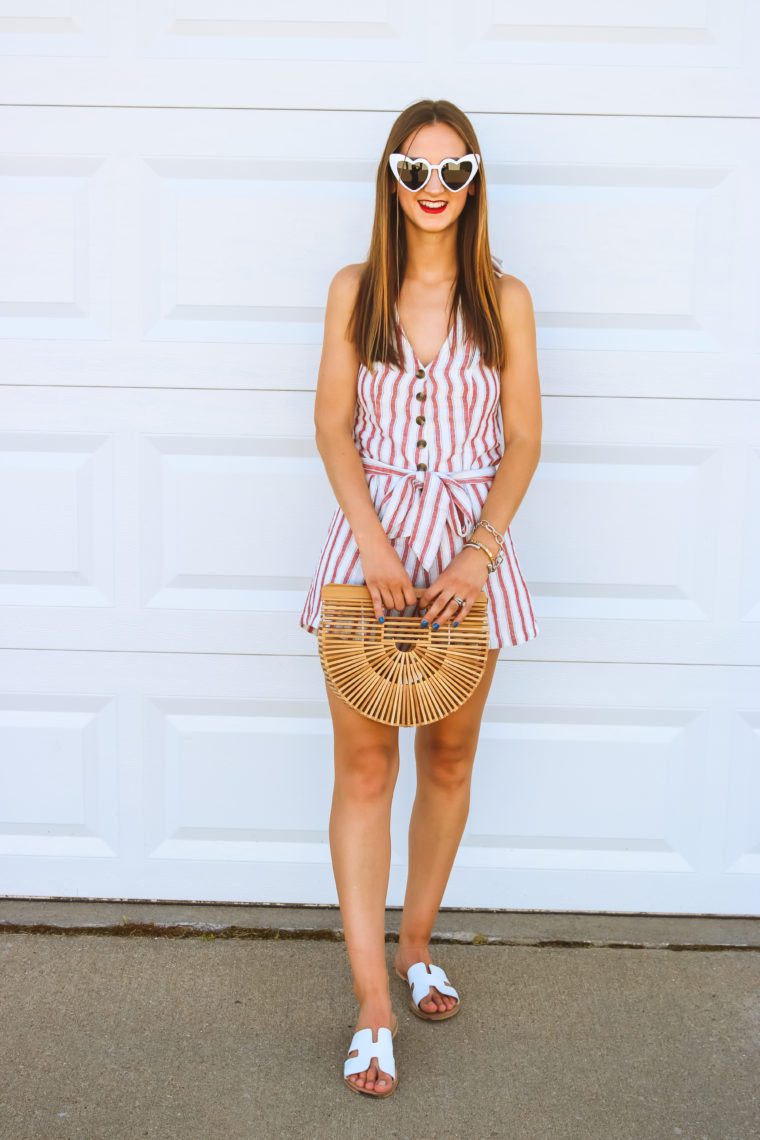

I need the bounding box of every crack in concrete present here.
[1,923,759,950]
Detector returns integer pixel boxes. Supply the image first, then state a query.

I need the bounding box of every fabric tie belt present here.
[361,456,498,572]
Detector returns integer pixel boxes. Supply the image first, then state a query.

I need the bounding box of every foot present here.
[345,1000,396,1095]
[394,946,459,1016]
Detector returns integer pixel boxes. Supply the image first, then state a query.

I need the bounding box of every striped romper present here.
[299,274,540,649]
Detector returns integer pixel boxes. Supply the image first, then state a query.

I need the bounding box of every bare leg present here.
[394,648,500,1013]
[325,681,400,1093]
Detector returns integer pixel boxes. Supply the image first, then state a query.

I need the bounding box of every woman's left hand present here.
[417,546,492,628]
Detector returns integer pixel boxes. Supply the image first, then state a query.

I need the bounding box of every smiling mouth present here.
[419,200,448,214]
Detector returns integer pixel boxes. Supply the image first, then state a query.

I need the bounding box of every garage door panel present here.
[2,1,758,115]
[142,157,373,345]
[532,443,723,625]
[0,692,119,861]
[140,438,333,613]
[473,116,759,360]
[464,710,699,875]
[489,169,753,357]
[142,700,334,864]
[0,431,114,608]
[1,151,112,343]
[462,672,759,912]
[139,0,418,63]
[468,0,748,64]
[526,398,757,662]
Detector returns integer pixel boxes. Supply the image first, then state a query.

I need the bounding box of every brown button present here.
[416,367,425,379]
[415,415,425,425]
[415,392,426,401]
[416,462,427,471]
[416,439,427,448]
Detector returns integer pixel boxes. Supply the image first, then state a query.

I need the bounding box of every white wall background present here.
[1,2,758,915]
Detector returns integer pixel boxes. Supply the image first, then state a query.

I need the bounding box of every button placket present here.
[415,365,427,470]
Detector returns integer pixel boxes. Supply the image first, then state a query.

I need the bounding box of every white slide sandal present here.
[343,1012,399,1097]
[395,961,461,1020]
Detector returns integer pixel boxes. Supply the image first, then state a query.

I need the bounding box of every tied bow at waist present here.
[361,457,498,572]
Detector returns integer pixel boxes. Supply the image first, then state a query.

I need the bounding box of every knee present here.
[417,739,475,793]
[335,744,398,803]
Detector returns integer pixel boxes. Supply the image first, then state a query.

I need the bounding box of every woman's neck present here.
[402,219,458,286]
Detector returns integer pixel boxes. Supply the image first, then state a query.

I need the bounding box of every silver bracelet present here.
[475,519,505,548]
[464,527,505,570]
[462,540,502,574]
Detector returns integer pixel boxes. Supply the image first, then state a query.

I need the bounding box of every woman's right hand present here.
[359,536,419,621]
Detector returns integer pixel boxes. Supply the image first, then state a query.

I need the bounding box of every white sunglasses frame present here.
[388,152,481,193]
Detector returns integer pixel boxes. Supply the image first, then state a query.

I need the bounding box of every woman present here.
[300,98,541,1096]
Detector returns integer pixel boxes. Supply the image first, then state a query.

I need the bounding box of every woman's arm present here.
[471,273,542,560]
[313,265,419,617]
[313,265,385,550]
[417,273,542,627]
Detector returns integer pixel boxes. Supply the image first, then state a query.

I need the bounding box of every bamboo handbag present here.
[317,583,490,726]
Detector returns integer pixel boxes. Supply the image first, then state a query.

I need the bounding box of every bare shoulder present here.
[321,262,366,350]
[494,272,535,323]
[327,262,366,311]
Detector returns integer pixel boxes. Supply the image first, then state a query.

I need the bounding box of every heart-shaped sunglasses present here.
[389,152,481,194]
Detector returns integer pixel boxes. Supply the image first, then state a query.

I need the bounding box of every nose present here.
[426,167,445,194]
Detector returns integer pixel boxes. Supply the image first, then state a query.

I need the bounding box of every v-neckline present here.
[397,306,458,372]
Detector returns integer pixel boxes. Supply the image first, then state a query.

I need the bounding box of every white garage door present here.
[1,4,758,915]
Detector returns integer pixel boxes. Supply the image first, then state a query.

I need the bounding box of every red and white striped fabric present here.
[300,273,539,648]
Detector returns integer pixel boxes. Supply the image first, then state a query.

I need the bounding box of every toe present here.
[374,1059,392,1091]
[420,989,437,1012]
[347,1051,366,1088]
[431,987,446,1012]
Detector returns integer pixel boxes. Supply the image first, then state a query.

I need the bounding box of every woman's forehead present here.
[399,121,468,160]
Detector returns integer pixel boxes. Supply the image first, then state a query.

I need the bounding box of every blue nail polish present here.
[432,622,439,630]
[420,619,428,628]
[378,615,384,623]
[453,620,459,627]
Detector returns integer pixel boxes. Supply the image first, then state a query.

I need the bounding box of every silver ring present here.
[453,595,466,608]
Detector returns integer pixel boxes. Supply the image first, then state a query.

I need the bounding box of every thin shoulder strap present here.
[491,253,505,278]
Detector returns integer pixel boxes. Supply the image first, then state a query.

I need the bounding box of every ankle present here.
[396,938,430,957]
[354,1000,392,1028]
[353,983,391,1007]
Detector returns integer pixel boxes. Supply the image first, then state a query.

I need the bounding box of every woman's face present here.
[393,121,475,235]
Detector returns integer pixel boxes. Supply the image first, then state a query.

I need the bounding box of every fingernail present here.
[453,620,459,627]
[378,615,384,623]
[432,622,439,630]
[420,619,428,628]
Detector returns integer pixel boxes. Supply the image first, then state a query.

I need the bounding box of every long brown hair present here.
[348,99,504,371]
